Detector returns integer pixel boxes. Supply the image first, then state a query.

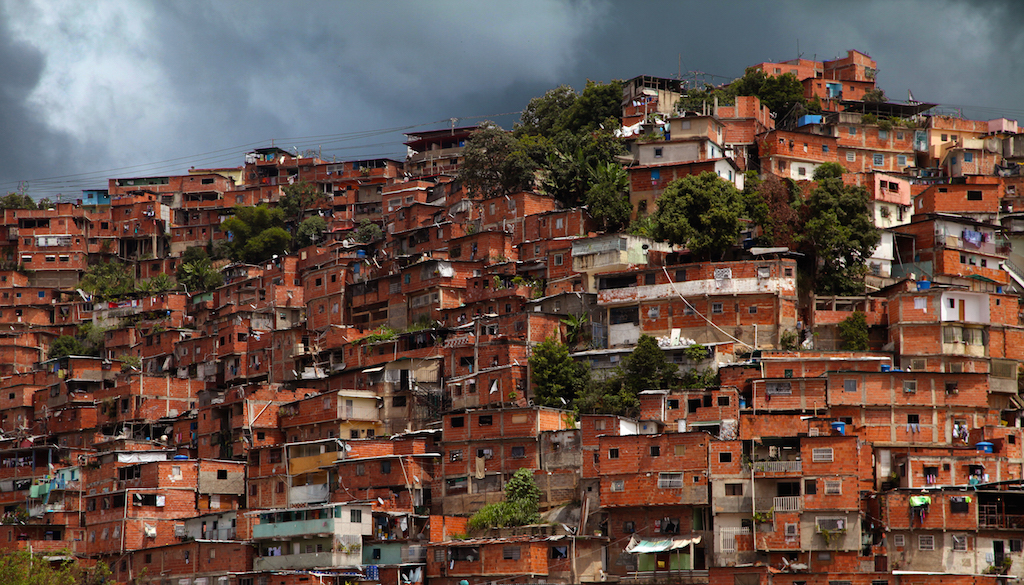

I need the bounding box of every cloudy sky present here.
[1,0,1023,199]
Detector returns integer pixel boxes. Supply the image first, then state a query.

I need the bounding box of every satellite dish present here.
[344,444,352,452]
[377,497,385,505]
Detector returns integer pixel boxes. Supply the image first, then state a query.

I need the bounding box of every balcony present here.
[254,550,362,572]
[752,460,802,475]
[755,495,803,513]
[253,516,338,539]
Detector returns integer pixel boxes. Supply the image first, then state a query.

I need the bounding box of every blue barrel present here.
[881,364,891,372]
[975,442,994,453]
[831,421,846,435]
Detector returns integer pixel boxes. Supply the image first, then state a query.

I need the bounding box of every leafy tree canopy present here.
[620,335,678,395]
[48,335,87,359]
[0,192,37,210]
[468,468,541,531]
[652,172,743,260]
[515,85,578,138]
[529,338,589,408]
[838,311,870,350]
[585,161,632,232]
[0,550,112,585]
[742,172,802,249]
[296,216,328,248]
[460,122,539,198]
[353,219,383,243]
[177,247,223,293]
[800,174,880,295]
[220,205,290,264]
[79,261,137,301]
[279,181,326,240]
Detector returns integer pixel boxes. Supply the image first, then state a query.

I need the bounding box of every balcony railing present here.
[773,495,803,512]
[752,460,802,474]
[719,527,751,553]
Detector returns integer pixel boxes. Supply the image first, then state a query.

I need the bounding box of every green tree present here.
[460,122,538,197]
[560,312,591,350]
[139,272,176,294]
[177,253,223,293]
[468,468,541,531]
[585,162,632,232]
[540,128,626,207]
[515,85,578,138]
[296,216,328,248]
[555,79,624,135]
[0,192,37,210]
[48,335,87,359]
[79,261,136,300]
[353,219,383,243]
[801,171,880,295]
[0,550,112,585]
[838,311,870,350]
[36,198,53,209]
[279,181,326,240]
[813,162,847,181]
[220,205,290,264]
[620,335,678,395]
[755,72,807,117]
[742,173,802,249]
[530,338,588,408]
[652,172,743,260]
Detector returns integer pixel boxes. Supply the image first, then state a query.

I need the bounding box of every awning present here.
[362,366,383,373]
[624,534,701,554]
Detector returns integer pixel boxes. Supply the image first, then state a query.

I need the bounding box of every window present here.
[843,379,857,392]
[748,305,758,314]
[878,129,888,140]
[849,126,857,135]
[654,147,663,158]
[594,419,606,430]
[609,448,619,459]
[510,446,526,459]
[824,479,841,495]
[658,472,684,488]
[725,483,744,496]
[964,152,974,162]
[892,534,905,547]
[623,521,636,533]
[812,448,834,462]
[503,546,521,560]
[350,509,363,523]
[611,480,625,492]
[718,396,730,406]
[798,167,806,176]
[907,414,920,425]
[554,254,563,266]
[897,154,907,167]
[216,469,228,480]
[846,151,856,162]
[381,461,391,474]
[550,546,568,559]
[966,190,982,201]
[822,144,829,153]
[667,399,679,410]
[719,452,733,463]
[903,380,917,393]
[873,153,884,166]
[804,479,817,495]
[1011,539,1023,553]
[478,415,493,426]
[918,534,934,551]
[941,134,948,141]
[712,303,723,314]
[650,446,661,457]
[392,396,407,408]
[952,534,968,551]
[449,450,462,462]
[450,416,464,428]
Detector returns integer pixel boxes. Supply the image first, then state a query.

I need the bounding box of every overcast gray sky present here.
[2,0,1022,199]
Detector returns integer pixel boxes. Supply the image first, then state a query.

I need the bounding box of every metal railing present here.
[752,460,802,474]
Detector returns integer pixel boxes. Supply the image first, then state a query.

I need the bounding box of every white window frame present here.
[918,534,935,551]
[658,472,684,489]
[610,480,625,492]
[824,479,842,495]
[812,447,834,462]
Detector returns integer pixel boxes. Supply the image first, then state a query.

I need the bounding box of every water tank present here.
[830,421,846,436]
[975,442,994,453]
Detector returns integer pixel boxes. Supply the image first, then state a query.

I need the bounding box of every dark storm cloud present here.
[2,0,1023,198]
[0,13,74,195]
